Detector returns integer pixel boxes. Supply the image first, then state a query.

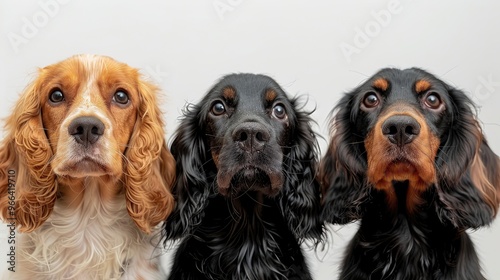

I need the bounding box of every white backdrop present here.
[1,1,499,279]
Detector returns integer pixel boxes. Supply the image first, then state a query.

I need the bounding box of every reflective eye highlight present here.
[211,102,226,115]
[363,92,380,108]
[272,104,286,119]
[49,90,64,103]
[113,91,129,105]
[424,93,442,109]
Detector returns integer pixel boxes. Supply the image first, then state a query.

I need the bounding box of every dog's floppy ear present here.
[435,88,500,228]
[124,80,175,234]
[164,104,213,240]
[277,100,322,240]
[319,93,370,225]
[0,76,57,233]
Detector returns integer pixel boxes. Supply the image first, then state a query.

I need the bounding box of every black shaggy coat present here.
[320,68,500,280]
[164,74,322,280]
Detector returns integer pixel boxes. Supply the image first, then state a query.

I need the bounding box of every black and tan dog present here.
[320,68,500,280]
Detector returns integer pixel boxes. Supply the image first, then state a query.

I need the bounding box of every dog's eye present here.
[363,92,380,108]
[113,90,130,105]
[424,92,442,109]
[49,89,64,103]
[211,102,226,115]
[272,104,287,119]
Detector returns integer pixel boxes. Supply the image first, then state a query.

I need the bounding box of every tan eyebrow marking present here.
[372,78,389,91]
[222,87,236,100]
[265,89,277,102]
[415,80,431,93]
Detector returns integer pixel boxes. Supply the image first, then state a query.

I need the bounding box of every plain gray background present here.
[0,1,499,279]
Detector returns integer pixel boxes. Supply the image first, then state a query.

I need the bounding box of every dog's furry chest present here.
[15,188,156,280]
[352,208,463,280]
[174,197,309,280]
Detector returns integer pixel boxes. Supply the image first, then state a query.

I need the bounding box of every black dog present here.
[320,68,500,280]
[164,74,322,280]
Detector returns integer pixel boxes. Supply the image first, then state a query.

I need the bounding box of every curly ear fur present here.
[124,80,175,234]
[163,104,213,240]
[278,100,322,240]
[435,88,500,228]
[319,93,370,224]
[0,79,57,233]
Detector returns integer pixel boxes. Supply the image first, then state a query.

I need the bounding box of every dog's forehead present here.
[370,68,445,101]
[217,74,284,106]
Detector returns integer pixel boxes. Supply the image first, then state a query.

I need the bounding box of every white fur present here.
[6,178,164,280]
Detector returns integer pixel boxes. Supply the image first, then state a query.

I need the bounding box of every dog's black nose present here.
[232,122,270,152]
[68,116,105,146]
[382,115,420,147]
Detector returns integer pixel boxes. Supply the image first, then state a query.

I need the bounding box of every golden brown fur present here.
[364,103,440,212]
[0,54,175,279]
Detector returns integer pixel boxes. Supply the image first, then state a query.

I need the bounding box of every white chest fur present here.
[11,180,163,280]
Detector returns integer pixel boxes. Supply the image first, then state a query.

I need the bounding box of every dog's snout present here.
[68,116,105,146]
[232,122,270,152]
[382,115,420,147]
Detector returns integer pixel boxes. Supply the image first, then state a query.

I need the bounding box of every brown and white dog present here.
[0,55,175,279]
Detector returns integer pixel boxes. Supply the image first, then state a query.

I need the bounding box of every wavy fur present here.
[320,68,500,280]
[0,55,175,279]
[164,73,322,280]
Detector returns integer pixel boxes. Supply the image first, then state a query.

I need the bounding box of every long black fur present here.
[320,68,500,280]
[164,73,322,280]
